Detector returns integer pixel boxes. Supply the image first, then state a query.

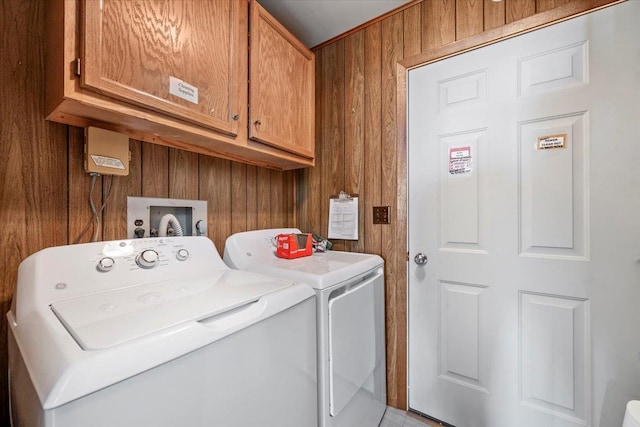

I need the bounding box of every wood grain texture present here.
[198,157,232,255]
[270,170,285,228]
[537,0,573,12]
[423,0,456,51]
[256,167,272,230]
[141,143,169,198]
[320,40,346,249]
[344,31,366,253]
[246,165,259,230]
[249,1,315,158]
[506,0,536,23]
[484,0,507,31]
[231,162,248,233]
[0,2,68,424]
[457,0,485,39]
[404,4,423,58]
[169,148,199,200]
[381,12,404,409]
[82,0,239,135]
[364,23,383,257]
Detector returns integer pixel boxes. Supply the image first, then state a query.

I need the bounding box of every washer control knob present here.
[136,250,159,269]
[96,257,115,272]
[176,249,189,261]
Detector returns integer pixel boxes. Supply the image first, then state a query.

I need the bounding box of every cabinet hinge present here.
[407,251,410,262]
[74,57,81,77]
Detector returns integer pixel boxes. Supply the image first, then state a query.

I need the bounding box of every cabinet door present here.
[81,0,243,136]
[249,2,315,159]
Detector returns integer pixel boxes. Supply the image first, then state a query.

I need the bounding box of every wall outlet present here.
[373,206,390,224]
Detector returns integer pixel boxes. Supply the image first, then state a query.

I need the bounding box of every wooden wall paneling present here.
[169,148,199,200]
[0,1,68,423]
[344,31,366,253]
[403,4,423,57]
[320,40,346,250]
[305,48,324,235]
[141,143,169,198]
[102,139,143,241]
[422,0,456,51]
[484,0,507,31]
[283,170,296,227]
[506,0,536,23]
[456,0,485,39]
[364,23,383,257]
[256,167,272,229]
[537,0,573,13]
[269,170,285,228]
[68,127,103,244]
[199,157,231,254]
[380,12,405,409]
[246,165,258,230]
[295,168,310,231]
[295,48,323,235]
[230,162,248,233]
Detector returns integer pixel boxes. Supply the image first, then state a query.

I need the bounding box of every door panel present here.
[408,3,640,427]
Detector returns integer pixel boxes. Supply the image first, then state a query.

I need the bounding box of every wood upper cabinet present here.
[81,0,242,136]
[45,0,315,170]
[249,2,315,159]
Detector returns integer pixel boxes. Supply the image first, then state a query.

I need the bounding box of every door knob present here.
[414,253,428,265]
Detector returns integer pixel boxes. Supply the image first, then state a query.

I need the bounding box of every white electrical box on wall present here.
[127,197,208,239]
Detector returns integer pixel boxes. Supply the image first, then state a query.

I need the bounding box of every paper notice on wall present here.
[328,196,358,240]
[449,146,472,175]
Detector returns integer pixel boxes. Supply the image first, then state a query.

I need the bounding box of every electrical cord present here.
[74,174,115,243]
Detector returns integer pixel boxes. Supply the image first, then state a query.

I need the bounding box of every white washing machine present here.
[7,236,317,427]
[224,228,387,427]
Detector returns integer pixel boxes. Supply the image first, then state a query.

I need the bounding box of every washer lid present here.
[50,270,292,350]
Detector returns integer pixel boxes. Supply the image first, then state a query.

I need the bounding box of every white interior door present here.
[407,3,640,427]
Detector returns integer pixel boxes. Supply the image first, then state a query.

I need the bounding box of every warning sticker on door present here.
[449,146,472,175]
[536,134,566,150]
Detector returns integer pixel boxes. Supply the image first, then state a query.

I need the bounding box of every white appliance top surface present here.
[224,229,383,289]
[51,270,290,350]
[9,236,314,409]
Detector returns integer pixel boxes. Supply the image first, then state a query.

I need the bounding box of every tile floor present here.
[380,406,443,427]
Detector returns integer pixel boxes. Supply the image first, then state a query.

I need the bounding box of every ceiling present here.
[258,0,413,48]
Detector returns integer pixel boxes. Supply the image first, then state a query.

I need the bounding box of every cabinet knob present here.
[232,114,239,121]
[254,120,261,127]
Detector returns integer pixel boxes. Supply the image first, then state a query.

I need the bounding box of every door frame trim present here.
[393,0,624,410]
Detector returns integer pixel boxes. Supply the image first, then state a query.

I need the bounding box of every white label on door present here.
[169,76,199,104]
[536,134,566,150]
[449,146,472,175]
[90,155,125,170]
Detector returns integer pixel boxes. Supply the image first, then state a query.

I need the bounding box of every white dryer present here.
[224,228,387,427]
[8,236,317,427]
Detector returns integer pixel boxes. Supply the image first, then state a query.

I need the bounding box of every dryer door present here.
[328,271,381,416]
